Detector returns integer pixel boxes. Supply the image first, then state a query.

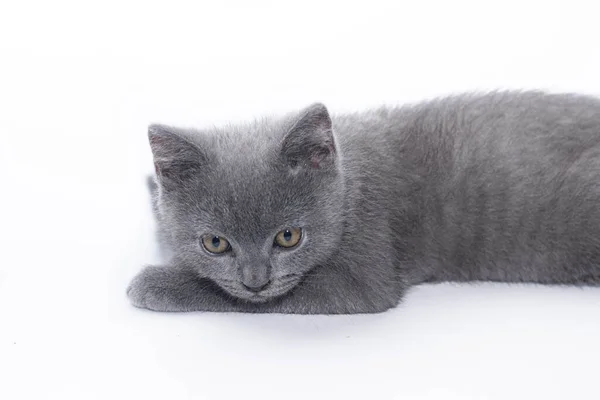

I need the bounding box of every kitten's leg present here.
[127,265,242,312]
[127,264,404,314]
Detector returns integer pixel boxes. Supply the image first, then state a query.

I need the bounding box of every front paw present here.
[126,266,172,311]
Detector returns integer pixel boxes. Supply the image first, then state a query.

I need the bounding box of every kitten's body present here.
[128,91,600,314]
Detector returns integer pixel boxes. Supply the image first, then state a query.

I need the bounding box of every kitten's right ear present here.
[148,124,206,188]
[281,103,336,169]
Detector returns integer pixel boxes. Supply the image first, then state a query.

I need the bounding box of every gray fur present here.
[127,91,600,314]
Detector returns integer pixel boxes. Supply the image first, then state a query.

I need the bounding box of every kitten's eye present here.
[274,228,303,248]
[201,235,231,254]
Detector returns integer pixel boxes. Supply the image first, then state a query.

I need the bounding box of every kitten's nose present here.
[243,280,270,293]
[240,260,271,293]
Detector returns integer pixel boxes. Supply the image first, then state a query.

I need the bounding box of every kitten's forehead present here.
[195,168,311,239]
[205,154,307,216]
[204,117,290,163]
[188,119,311,229]
[168,111,338,236]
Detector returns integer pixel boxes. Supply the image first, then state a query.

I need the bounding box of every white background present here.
[1,1,600,399]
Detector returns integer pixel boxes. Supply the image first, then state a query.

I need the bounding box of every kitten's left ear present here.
[281,103,337,169]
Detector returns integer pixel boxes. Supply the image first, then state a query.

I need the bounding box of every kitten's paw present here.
[126,269,152,310]
[126,266,173,312]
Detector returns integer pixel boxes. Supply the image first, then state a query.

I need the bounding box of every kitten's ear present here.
[148,124,206,188]
[281,103,336,169]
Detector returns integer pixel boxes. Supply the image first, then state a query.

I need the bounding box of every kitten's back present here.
[333,91,600,285]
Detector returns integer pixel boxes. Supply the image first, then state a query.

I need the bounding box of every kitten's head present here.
[149,104,346,303]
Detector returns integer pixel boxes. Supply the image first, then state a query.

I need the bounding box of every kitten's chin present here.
[242,294,274,304]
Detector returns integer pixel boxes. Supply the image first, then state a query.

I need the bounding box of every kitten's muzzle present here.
[219,274,301,303]
[240,260,271,293]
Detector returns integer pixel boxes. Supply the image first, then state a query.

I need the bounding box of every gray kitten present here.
[127,91,600,314]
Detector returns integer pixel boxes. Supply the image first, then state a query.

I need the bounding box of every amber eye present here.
[274,228,303,248]
[201,235,231,254]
